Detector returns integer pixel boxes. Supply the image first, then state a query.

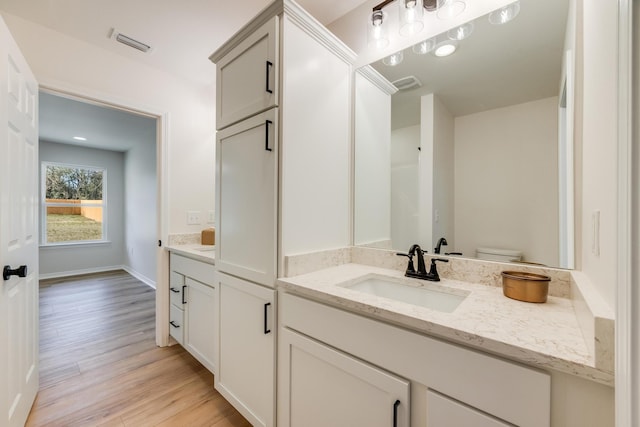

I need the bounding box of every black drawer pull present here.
[170,287,180,293]
[182,285,187,304]
[265,60,273,94]
[264,302,271,334]
[169,321,180,328]
[393,400,400,427]
[265,120,273,152]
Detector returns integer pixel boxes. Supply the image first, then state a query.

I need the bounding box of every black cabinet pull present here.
[265,60,273,94]
[264,302,271,334]
[182,285,187,304]
[393,400,400,427]
[3,265,27,281]
[169,321,180,328]
[170,287,180,293]
[265,120,273,152]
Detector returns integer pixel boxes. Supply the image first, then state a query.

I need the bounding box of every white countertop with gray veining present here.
[277,263,613,386]
[165,244,216,264]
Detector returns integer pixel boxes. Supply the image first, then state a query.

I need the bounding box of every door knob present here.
[3,265,27,281]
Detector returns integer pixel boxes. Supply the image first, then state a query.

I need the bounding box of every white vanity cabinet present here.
[169,253,217,374]
[279,327,410,427]
[216,272,275,427]
[279,292,551,427]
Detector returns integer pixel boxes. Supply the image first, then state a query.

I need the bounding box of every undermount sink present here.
[341,275,468,313]
[194,246,215,252]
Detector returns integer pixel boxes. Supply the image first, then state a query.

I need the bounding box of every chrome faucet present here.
[434,237,448,254]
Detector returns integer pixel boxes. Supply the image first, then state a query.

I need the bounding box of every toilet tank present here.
[476,247,522,262]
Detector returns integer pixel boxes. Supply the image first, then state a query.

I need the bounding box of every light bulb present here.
[399,0,424,37]
[383,51,404,66]
[447,22,474,40]
[436,0,466,20]
[368,10,389,49]
[412,38,436,55]
[489,1,520,25]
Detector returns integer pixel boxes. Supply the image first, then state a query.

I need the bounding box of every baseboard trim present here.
[39,266,123,280]
[122,266,156,289]
[39,265,157,289]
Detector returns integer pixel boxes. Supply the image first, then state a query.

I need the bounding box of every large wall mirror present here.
[354,0,575,269]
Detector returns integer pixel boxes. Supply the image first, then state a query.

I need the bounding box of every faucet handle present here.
[396,252,416,273]
[427,258,449,281]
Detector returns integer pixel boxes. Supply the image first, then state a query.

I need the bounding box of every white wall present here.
[39,141,125,275]
[432,95,455,252]
[0,12,216,238]
[354,71,391,247]
[390,125,419,252]
[280,18,352,256]
[454,97,559,266]
[418,94,455,253]
[124,132,157,284]
[577,0,619,309]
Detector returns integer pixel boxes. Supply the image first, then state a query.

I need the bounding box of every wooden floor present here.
[28,270,251,427]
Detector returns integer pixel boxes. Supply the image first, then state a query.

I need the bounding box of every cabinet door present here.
[215,16,278,130]
[278,328,410,427]
[185,277,216,374]
[216,273,275,427]
[426,390,511,427]
[216,109,278,286]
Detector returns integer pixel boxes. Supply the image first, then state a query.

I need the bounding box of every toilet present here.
[476,247,522,262]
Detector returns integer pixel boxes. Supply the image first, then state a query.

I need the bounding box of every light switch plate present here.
[207,210,215,224]
[187,210,202,225]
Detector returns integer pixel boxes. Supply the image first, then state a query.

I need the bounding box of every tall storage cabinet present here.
[210,2,354,426]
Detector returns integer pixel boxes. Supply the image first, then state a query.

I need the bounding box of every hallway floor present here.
[27,270,251,427]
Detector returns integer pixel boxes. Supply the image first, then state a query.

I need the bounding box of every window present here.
[42,162,106,245]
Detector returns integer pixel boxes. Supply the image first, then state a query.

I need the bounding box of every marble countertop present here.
[277,263,614,386]
[165,244,216,264]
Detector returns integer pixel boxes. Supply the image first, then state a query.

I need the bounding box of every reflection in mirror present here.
[354,0,574,268]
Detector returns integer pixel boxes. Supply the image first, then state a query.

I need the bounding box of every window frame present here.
[40,161,108,246]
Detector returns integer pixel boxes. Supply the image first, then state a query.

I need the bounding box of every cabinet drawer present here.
[170,253,216,286]
[169,304,184,345]
[169,271,185,308]
[215,16,278,129]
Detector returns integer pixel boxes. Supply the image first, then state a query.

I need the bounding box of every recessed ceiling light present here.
[434,42,457,57]
[73,136,87,141]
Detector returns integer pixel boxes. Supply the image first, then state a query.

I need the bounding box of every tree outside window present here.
[42,163,106,244]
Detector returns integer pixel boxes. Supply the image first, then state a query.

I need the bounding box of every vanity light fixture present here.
[489,1,520,25]
[383,51,404,66]
[368,0,466,49]
[72,136,87,141]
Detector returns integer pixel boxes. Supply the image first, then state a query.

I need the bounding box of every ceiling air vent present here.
[109,29,153,53]
[392,76,422,91]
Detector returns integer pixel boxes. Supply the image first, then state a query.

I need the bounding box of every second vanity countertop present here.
[277,263,613,386]
[165,244,216,264]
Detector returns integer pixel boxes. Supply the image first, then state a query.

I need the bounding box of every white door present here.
[0,16,40,427]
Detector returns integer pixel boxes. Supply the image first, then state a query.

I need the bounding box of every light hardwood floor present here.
[28,270,251,427]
